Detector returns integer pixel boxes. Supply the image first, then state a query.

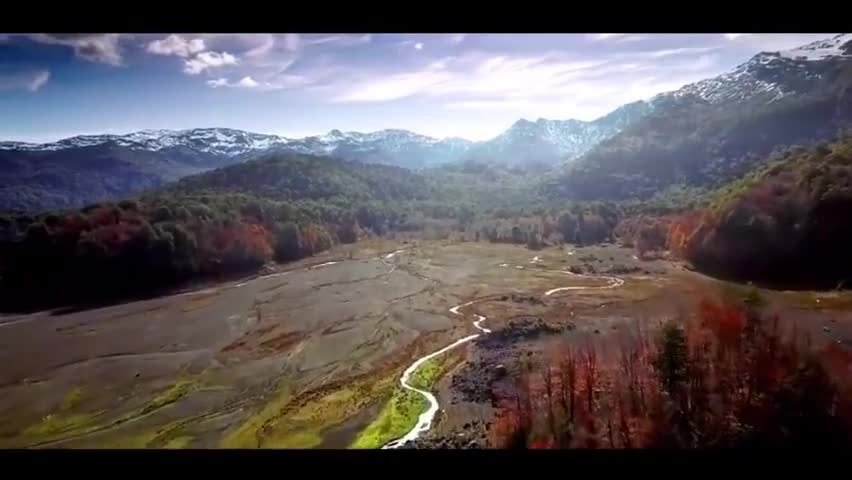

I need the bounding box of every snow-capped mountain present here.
[0,129,284,155]
[0,128,475,169]
[657,34,852,106]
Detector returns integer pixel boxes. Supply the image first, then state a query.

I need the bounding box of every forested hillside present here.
[0,153,440,309]
[0,145,216,211]
[661,133,852,288]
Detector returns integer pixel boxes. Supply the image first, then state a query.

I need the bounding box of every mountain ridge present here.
[543,33,852,201]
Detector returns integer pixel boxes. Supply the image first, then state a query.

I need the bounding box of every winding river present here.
[381,254,627,449]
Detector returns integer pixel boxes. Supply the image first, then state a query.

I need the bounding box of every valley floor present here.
[1,240,850,448]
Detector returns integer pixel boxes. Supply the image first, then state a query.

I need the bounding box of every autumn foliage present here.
[0,194,351,311]
[654,135,852,288]
[494,298,852,448]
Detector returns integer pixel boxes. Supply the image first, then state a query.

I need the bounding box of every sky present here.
[0,33,839,142]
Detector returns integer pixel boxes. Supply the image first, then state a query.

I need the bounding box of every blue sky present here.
[0,33,838,142]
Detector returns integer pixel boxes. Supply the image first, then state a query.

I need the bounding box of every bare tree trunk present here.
[585,347,597,414]
[543,365,556,439]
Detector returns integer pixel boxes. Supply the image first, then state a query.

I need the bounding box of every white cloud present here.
[183,51,237,75]
[723,34,747,40]
[206,78,229,88]
[205,73,311,91]
[0,69,50,92]
[414,42,424,50]
[449,34,466,45]
[237,76,259,87]
[146,34,206,57]
[29,34,125,65]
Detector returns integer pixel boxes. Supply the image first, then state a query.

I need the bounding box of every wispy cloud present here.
[206,73,313,91]
[29,34,125,65]
[333,68,453,102]
[644,46,722,58]
[0,69,50,92]
[591,34,628,40]
[302,34,372,48]
[245,34,276,58]
[327,40,728,121]
[449,34,467,45]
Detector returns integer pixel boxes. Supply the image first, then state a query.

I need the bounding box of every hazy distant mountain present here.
[0,128,475,211]
[0,108,647,210]
[543,34,852,200]
[462,100,653,169]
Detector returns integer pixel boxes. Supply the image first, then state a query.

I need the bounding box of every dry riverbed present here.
[1,240,850,449]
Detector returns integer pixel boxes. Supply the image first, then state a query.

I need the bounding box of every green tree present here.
[653,321,689,397]
[274,222,302,261]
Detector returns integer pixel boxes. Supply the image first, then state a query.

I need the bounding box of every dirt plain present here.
[1,239,851,449]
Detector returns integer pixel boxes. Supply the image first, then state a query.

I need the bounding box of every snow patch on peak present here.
[779,33,852,61]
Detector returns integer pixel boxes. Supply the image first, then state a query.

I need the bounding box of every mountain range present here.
[0,103,652,210]
[2,34,851,212]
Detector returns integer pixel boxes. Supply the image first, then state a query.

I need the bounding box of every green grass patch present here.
[260,374,398,448]
[348,387,428,449]
[99,430,160,449]
[408,356,446,391]
[23,412,96,437]
[220,385,292,448]
[349,351,461,449]
[163,435,193,449]
[265,429,323,449]
[20,386,99,439]
[139,380,194,416]
[61,387,84,410]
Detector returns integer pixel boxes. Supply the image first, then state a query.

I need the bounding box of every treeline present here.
[472,203,623,248]
[494,296,852,448]
[0,192,397,311]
